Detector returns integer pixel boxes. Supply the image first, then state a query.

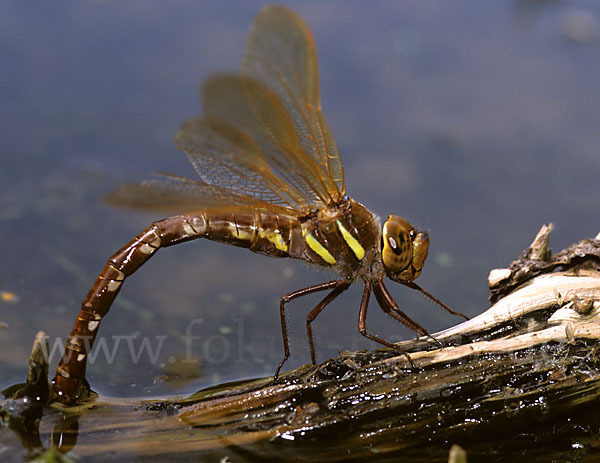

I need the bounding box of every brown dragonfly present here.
[52,6,467,404]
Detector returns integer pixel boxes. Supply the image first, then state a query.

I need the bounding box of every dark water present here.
[1,0,599,458]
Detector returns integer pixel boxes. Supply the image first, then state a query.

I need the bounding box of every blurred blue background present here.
[1,0,599,399]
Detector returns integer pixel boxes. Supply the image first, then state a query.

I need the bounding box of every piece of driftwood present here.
[3,224,600,462]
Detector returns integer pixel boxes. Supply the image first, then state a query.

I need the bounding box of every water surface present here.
[1,0,599,411]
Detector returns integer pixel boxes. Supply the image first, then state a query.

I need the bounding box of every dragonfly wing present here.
[241,6,345,204]
[175,111,315,210]
[177,74,338,210]
[106,173,296,215]
[112,6,345,215]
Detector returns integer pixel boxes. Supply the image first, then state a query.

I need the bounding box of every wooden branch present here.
[4,225,600,461]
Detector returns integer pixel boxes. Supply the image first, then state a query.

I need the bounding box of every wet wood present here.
[5,225,600,461]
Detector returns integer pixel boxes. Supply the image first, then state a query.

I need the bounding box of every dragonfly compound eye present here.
[382,215,415,273]
[381,215,430,282]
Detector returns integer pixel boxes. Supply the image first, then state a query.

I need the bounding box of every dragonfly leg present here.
[305,282,351,364]
[374,277,442,348]
[403,280,469,321]
[358,280,417,368]
[276,279,349,381]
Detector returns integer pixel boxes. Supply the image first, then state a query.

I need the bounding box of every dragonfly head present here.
[381,215,429,283]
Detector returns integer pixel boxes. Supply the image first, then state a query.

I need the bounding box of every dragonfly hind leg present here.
[275,279,350,381]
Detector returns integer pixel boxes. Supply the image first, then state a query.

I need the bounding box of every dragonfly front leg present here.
[374,277,443,348]
[53,214,207,404]
[402,280,469,320]
[358,280,417,367]
[276,279,350,381]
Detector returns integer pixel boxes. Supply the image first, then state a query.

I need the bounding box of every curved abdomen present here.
[52,203,379,403]
[52,209,303,403]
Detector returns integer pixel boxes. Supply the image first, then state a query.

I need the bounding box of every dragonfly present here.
[52,6,467,404]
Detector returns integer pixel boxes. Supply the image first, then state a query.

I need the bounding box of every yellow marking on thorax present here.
[302,228,336,265]
[336,220,365,261]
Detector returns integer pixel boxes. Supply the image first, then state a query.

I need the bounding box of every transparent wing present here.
[241,6,345,202]
[175,74,330,210]
[109,6,345,215]
[106,173,297,216]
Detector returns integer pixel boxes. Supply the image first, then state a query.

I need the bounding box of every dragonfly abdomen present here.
[199,209,302,258]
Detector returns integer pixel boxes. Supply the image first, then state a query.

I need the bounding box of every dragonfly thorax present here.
[296,199,380,278]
